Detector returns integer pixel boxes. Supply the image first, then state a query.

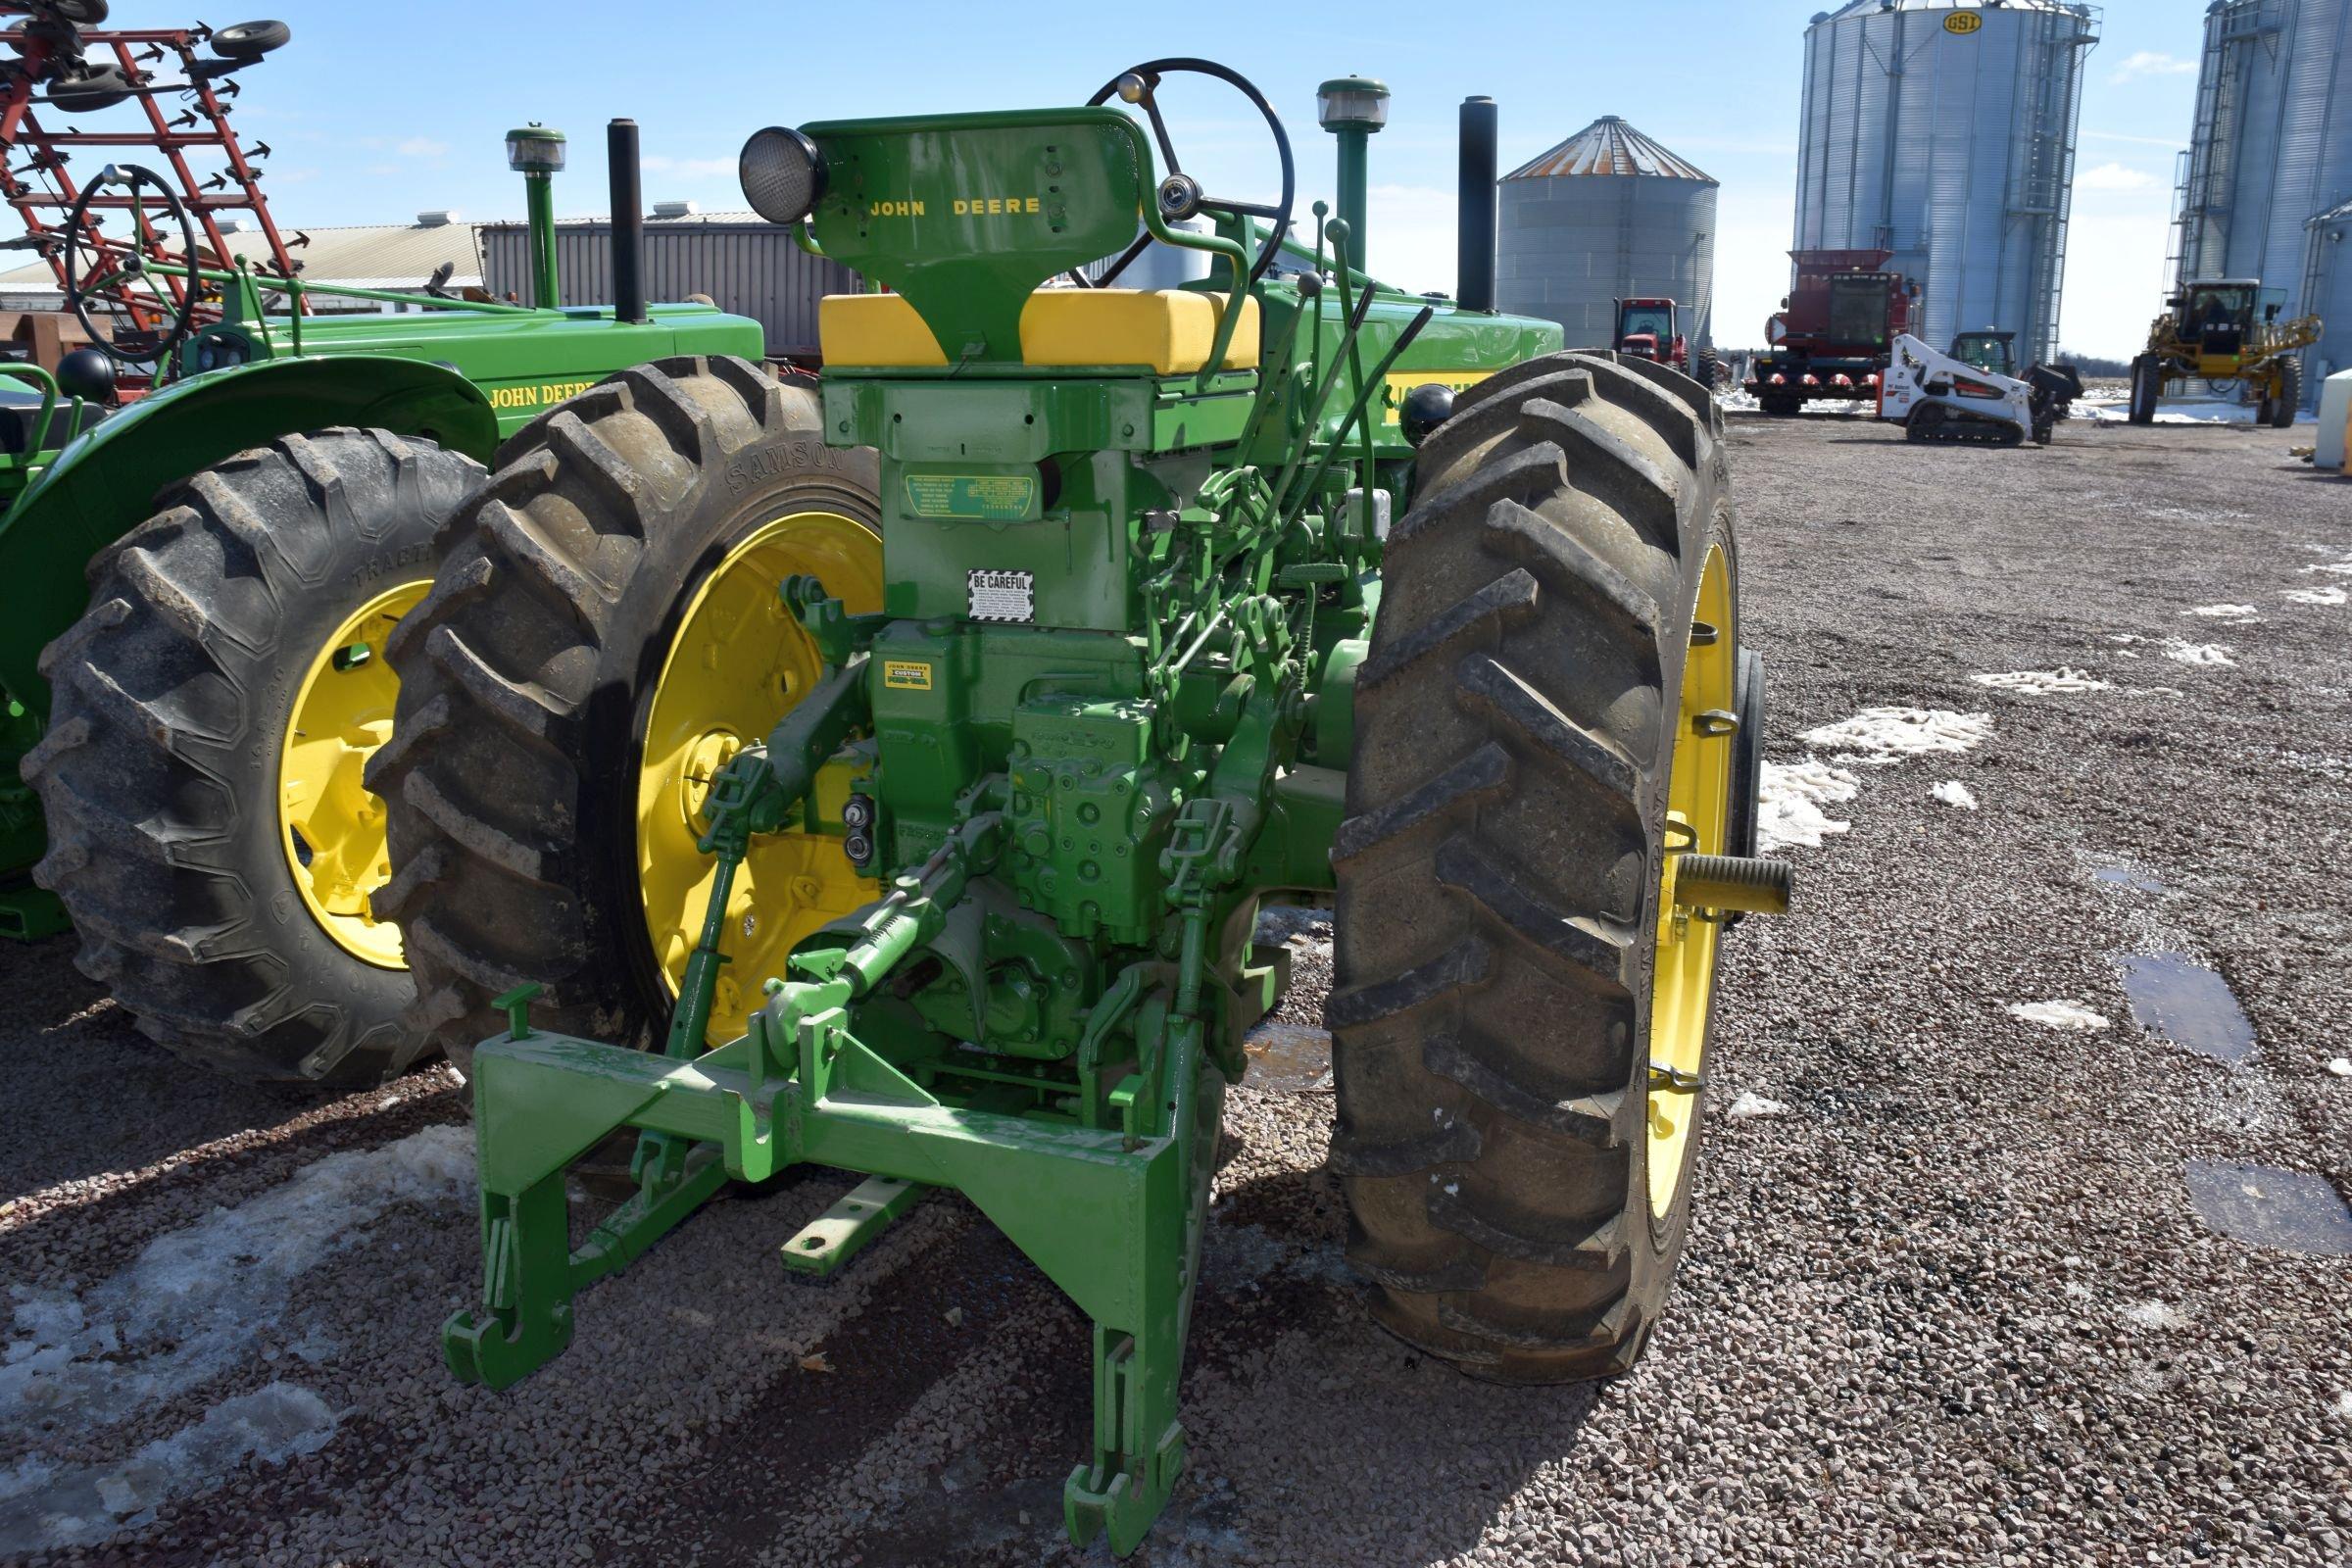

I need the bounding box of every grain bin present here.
[2175,0,2352,403]
[1496,117,1718,349]
[1794,0,2098,363]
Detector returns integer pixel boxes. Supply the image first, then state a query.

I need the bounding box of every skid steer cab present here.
[377,57,1785,1559]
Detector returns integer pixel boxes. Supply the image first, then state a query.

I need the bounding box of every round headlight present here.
[739,126,826,226]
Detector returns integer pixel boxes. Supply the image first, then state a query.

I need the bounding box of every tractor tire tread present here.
[25,427,482,1086]
[369,355,873,1074]
[1333,347,1733,1383]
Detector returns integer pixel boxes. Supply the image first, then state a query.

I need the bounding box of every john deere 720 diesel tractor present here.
[374,63,1785,1553]
[1,95,766,1088]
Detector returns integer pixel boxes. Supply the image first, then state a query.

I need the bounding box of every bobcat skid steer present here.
[1879,333,2077,447]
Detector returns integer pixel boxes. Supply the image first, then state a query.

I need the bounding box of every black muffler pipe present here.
[1457,96,1497,314]
[608,118,647,324]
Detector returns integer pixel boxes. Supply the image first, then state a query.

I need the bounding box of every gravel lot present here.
[3,407,2348,1567]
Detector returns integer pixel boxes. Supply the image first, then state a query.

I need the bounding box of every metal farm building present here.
[1793,0,2099,363]
[481,206,857,360]
[2175,0,2352,402]
[1495,117,1718,350]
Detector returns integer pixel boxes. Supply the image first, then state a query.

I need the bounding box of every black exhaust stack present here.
[608,118,648,324]
[1457,96,1497,313]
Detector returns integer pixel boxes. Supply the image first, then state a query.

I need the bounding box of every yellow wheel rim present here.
[638,510,885,1048]
[1646,547,1736,1218]
[278,579,430,970]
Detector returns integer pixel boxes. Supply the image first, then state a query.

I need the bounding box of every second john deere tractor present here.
[374,62,1785,1554]
[1,18,766,1089]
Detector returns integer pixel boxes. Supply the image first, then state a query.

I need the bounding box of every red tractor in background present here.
[1744,249,1919,416]
[1613,295,1718,389]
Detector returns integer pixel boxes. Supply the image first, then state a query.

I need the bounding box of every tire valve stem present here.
[1649,1060,1703,1093]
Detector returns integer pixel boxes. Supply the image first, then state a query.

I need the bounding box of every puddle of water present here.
[2114,954,2256,1064]
[2090,863,2165,893]
[2182,1160,2352,1255]
[1243,1022,1332,1093]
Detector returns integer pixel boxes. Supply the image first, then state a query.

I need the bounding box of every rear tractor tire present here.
[1330,349,1747,1380]
[2128,354,2161,425]
[2269,359,2302,429]
[368,357,885,1076]
[24,429,483,1085]
[1690,350,1721,396]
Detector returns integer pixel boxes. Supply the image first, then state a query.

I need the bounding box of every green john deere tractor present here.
[1,111,770,1087]
[374,63,1786,1554]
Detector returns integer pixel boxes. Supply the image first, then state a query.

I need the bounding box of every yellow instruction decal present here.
[883,661,934,691]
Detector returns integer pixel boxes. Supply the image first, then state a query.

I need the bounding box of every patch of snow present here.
[2073,392,2308,426]
[1727,1092,1789,1119]
[0,1383,338,1555]
[2062,1280,2094,1300]
[1931,780,1979,809]
[2337,1390,2352,1419]
[2160,638,2235,667]
[2181,604,2259,622]
[2327,1057,2352,1078]
[2281,584,2349,607]
[2121,1299,2189,1332]
[1973,667,2113,696]
[2301,558,2352,576]
[1757,760,1859,852]
[0,1126,471,1441]
[1798,707,1995,760]
[2007,1000,2112,1031]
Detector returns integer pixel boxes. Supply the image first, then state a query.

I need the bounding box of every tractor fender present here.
[0,355,498,718]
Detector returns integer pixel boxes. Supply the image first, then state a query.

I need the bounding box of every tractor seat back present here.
[819,288,1260,374]
[805,107,1228,368]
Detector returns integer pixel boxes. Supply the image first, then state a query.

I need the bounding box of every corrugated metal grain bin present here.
[2176,0,2352,403]
[1496,117,1718,349]
[1794,0,2098,363]
[481,209,858,358]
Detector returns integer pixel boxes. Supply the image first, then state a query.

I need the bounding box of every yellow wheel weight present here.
[638,510,886,1048]
[278,579,432,969]
[1646,546,1737,1218]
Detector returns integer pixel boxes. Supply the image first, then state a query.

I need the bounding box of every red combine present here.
[1613,295,1718,388]
[1743,249,1918,416]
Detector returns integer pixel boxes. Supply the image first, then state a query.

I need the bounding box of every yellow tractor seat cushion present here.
[819,288,1259,373]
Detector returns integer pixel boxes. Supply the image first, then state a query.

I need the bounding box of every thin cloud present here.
[642,155,739,179]
[2111,51,2196,84]
[2078,162,2157,192]
[357,135,448,160]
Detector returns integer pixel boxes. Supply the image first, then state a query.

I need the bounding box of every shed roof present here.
[1502,117,1716,184]
[0,218,483,299]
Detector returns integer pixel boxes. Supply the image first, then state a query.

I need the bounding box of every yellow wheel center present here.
[1646,546,1735,1218]
[638,510,885,1048]
[279,579,430,970]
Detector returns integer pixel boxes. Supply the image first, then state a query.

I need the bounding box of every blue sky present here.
[228,1,2214,357]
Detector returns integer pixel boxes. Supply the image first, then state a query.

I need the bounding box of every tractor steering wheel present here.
[1082,58,1295,289]
[62,161,202,371]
